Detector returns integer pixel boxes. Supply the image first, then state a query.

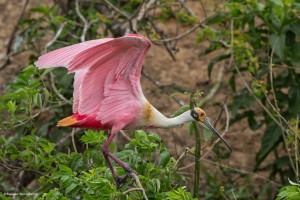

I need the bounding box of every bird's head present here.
[190,107,232,152]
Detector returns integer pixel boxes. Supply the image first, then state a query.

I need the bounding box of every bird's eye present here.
[193,113,198,118]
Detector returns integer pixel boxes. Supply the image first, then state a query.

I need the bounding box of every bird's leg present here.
[102,148,130,188]
[102,150,119,181]
[102,130,136,188]
[102,132,123,187]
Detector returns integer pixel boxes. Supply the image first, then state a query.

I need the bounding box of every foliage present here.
[197,0,300,186]
[1,126,195,199]
[276,179,300,200]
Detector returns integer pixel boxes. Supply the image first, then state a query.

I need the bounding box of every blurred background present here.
[1,0,300,199]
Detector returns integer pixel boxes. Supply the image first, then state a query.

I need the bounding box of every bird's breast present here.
[142,101,155,126]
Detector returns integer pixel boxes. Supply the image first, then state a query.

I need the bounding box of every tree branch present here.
[123,173,148,200]
[44,22,67,52]
[0,0,30,70]
[75,0,98,42]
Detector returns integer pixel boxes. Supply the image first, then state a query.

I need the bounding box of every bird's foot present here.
[115,174,129,189]
[124,166,137,175]
[115,173,135,189]
[114,166,138,189]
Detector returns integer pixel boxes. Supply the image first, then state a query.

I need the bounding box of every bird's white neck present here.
[140,101,194,129]
[152,109,195,128]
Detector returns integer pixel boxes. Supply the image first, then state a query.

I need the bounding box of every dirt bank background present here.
[0,0,277,197]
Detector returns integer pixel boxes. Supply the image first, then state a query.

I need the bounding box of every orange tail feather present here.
[57,116,78,127]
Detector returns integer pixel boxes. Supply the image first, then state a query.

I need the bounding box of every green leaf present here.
[148,134,161,142]
[42,68,54,75]
[288,86,300,117]
[230,89,255,118]
[30,6,51,14]
[7,101,17,114]
[135,130,147,140]
[60,175,73,189]
[169,93,181,100]
[159,149,170,167]
[172,105,190,117]
[43,88,50,106]
[276,184,300,200]
[39,188,68,200]
[51,172,63,180]
[196,27,216,43]
[255,123,282,170]
[39,141,55,155]
[69,153,85,172]
[20,149,35,157]
[59,165,73,175]
[65,183,77,194]
[207,54,230,78]
[228,74,236,92]
[33,93,43,108]
[247,111,263,130]
[257,3,265,11]
[80,130,106,145]
[203,129,213,141]
[150,179,161,193]
[270,33,286,59]
[271,0,284,7]
[115,150,137,160]
[188,122,195,135]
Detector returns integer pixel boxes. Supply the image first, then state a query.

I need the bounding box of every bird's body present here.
[57,100,194,130]
[35,34,231,188]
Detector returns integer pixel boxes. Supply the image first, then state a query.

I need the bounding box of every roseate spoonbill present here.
[35,34,231,187]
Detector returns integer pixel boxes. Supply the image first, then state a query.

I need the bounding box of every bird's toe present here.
[115,174,135,189]
[124,167,137,175]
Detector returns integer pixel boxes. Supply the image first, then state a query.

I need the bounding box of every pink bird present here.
[35,34,231,187]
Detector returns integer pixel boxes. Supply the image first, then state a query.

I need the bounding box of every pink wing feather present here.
[35,34,151,129]
[35,38,113,69]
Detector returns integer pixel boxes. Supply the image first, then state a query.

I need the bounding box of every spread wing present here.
[35,34,151,126]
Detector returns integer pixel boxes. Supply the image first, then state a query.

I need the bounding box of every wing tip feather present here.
[57,115,78,127]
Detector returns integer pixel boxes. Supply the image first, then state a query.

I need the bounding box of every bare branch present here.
[142,68,186,106]
[120,130,132,141]
[178,157,280,188]
[266,33,298,175]
[56,128,81,147]
[75,0,97,42]
[50,72,72,104]
[130,0,155,32]
[123,173,148,200]
[0,0,30,70]
[44,22,67,52]
[198,63,225,107]
[151,24,200,43]
[209,39,230,48]
[174,147,194,171]
[149,20,177,61]
[71,128,78,153]
[178,0,196,17]
[202,158,281,188]
[103,0,129,19]
[123,187,145,194]
[0,163,48,177]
